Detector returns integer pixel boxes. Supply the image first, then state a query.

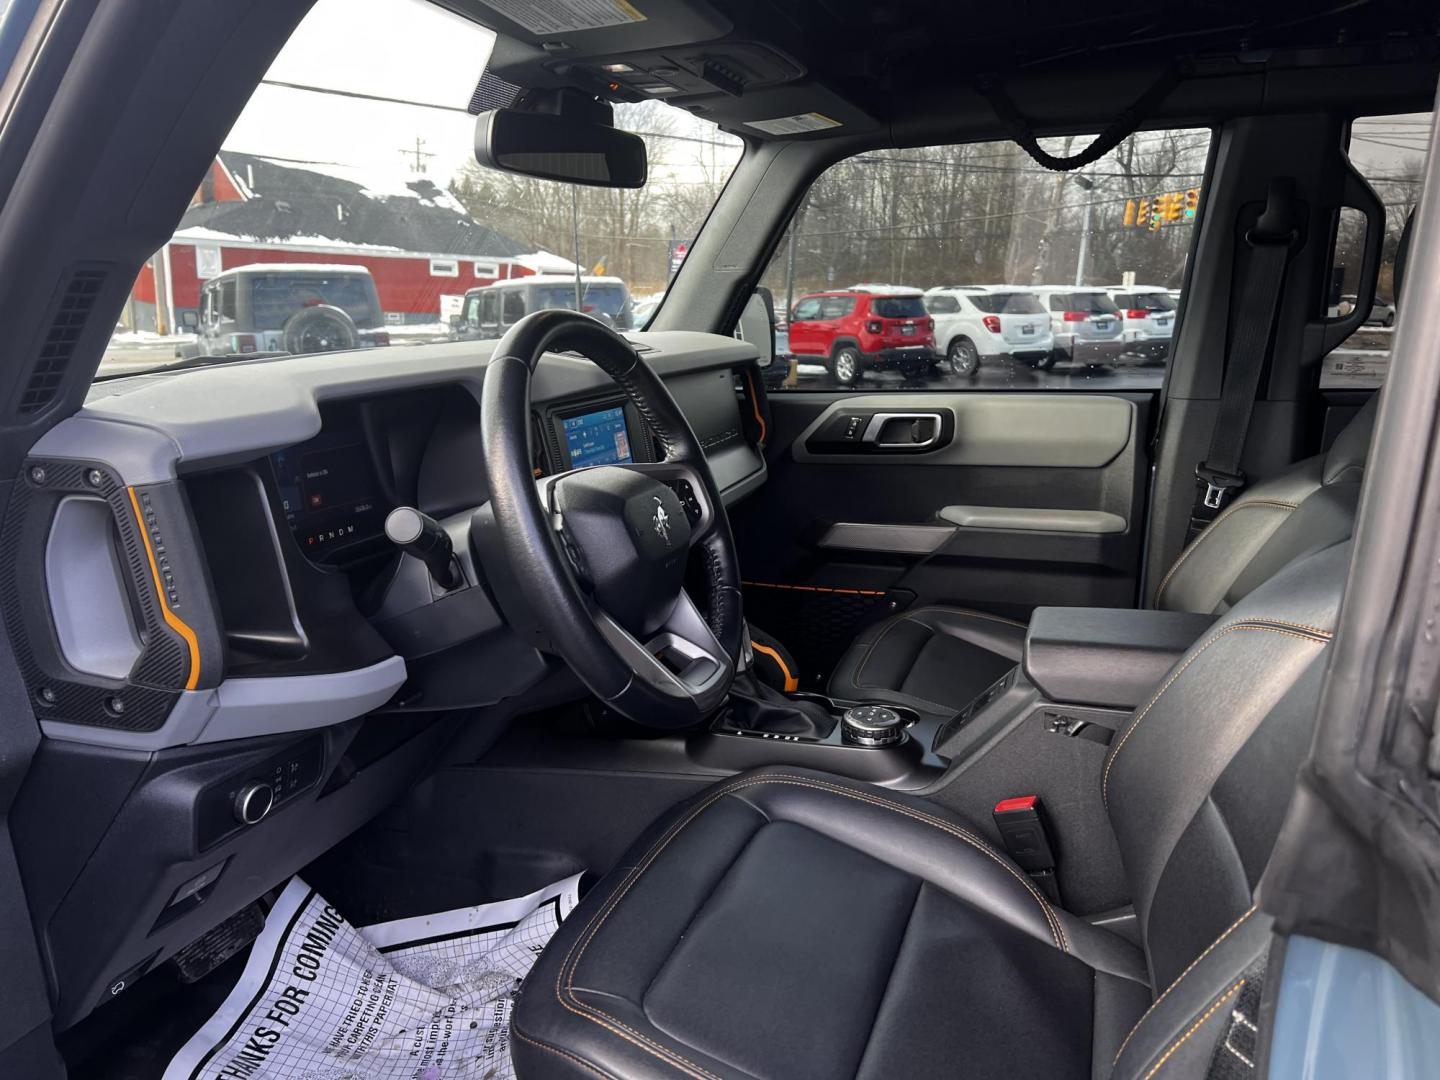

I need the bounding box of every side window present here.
[462,294,480,324]
[792,298,823,321]
[1320,110,1432,389]
[760,128,1212,391]
[502,290,525,323]
[217,280,238,321]
[480,291,500,325]
[199,286,213,324]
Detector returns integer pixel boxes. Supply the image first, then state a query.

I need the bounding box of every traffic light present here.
[1184,188,1200,220]
[1135,198,1151,229]
[1156,191,1185,224]
[1124,199,1137,227]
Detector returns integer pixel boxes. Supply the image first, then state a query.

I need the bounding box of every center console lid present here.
[1024,607,1216,710]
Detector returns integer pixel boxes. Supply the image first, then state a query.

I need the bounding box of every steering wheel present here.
[478,309,744,728]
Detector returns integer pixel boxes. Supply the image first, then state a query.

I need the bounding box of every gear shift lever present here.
[385,506,461,589]
[726,668,836,739]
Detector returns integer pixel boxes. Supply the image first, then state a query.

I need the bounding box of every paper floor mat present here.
[162,873,582,1080]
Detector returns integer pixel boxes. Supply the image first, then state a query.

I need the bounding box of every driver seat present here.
[512,541,1350,1079]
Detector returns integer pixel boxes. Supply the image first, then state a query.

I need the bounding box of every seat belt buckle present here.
[1195,463,1245,510]
[993,796,1060,904]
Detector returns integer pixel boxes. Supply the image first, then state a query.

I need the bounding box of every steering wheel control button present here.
[385,506,461,589]
[670,478,703,525]
[842,705,906,747]
[233,781,275,825]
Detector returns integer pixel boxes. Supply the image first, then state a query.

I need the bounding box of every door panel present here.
[730,391,1154,686]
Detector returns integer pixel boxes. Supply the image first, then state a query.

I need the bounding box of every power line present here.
[256,79,741,149]
[851,155,1206,180]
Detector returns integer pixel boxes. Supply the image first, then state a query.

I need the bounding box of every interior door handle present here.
[862,412,944,449]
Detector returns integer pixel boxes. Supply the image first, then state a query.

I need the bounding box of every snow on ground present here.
[109,330,197,347]
[386,322,451,342]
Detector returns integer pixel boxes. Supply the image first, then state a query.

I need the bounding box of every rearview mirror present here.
[474,108,647,189]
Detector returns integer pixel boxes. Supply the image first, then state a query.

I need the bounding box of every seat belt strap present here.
[1186,178,1299,544]
[1204,950,1268,1078]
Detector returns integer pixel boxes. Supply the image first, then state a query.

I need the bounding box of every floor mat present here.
[161,873,582,1080]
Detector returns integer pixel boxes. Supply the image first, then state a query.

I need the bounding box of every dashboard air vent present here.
[21,267,107,414]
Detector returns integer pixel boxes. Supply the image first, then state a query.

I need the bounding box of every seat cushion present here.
[512,767,1150,1080]
[828,607,1026,720]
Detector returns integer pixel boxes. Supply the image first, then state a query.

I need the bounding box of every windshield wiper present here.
[94,350,290,380]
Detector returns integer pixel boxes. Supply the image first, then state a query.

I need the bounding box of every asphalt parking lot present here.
[772,356,1170,392]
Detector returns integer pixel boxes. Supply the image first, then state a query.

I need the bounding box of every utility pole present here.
[1072,175,1095,286]
[398,137,434,174]
[571,184,583,311]
[785,225,798,319]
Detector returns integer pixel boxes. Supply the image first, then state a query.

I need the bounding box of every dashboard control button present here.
[233,781,275,825]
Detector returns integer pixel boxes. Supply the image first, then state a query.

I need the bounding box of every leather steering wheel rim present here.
[479,309,744,728]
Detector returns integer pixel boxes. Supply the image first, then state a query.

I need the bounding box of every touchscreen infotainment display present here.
[562,405,633,468]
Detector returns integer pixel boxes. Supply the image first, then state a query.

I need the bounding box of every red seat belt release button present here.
[993,795,1061,904]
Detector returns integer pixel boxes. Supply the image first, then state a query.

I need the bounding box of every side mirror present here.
[178,310,199,332]
[448,314,463,330]
[474,93,647,189]
[737,290,776,370]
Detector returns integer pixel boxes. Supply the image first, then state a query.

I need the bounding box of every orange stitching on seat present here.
[1112,906,1257,1064]
[1154,500,1299,607]
[1102,624,1328,808]
[551,774,1066,1079]
[512,1027,619,1079]
[1141,979,1245,1080]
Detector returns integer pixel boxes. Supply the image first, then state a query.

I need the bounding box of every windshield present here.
[970,292,1045,315]
[99,0,741,378]
[871,296,926,318]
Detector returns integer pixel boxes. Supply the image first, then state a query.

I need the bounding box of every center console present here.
[693,605,1217,805]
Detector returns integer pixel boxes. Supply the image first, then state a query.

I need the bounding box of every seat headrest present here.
[1395,210,1415,311]
[1323,392,1380,485]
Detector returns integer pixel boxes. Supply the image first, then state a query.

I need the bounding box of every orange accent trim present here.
[743,369,767,445]
[127,486,200,690]
[741,580,887,597]
[750,642,799,692]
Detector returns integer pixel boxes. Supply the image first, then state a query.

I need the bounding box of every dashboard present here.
[12,330,766,1028]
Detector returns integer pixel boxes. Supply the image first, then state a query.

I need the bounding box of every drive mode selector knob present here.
[234,781,275,825]
[841,705,905,748]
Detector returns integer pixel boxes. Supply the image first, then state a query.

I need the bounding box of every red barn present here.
[129,152,576,332]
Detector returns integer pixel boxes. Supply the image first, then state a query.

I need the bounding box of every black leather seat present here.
[513,542,1351,1079]
[829,395,1375,721]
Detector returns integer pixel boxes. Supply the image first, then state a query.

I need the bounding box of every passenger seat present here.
[828,394,1378,720]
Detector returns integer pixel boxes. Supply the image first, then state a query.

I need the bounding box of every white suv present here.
[1031,287,1125,368]
[1106,285,1177,362]
[921,286,1052,375]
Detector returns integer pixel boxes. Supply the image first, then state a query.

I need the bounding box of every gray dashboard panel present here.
[30,333,762,748]
[38,656,408,750]
[44,331,759,483]
[791,393,1135,468]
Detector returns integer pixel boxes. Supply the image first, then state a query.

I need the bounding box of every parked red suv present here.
[787,286,938,384]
